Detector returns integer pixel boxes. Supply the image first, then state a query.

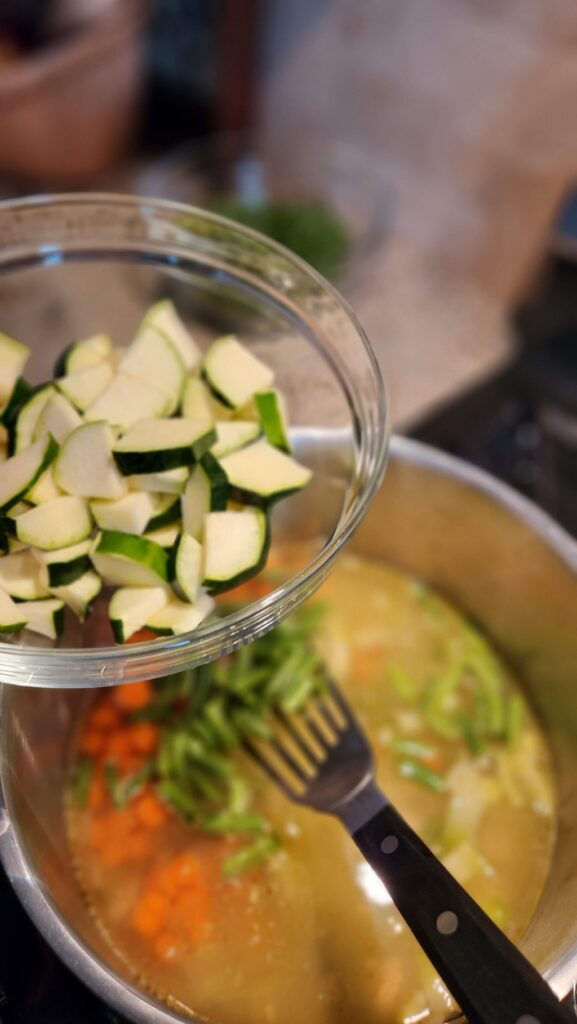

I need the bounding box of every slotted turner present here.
[245,678,572,1024]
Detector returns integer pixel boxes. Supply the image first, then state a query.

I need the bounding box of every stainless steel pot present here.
[1,435,577,1023]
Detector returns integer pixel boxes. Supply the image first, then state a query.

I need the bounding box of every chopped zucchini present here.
[13,385,54,453]
[119,326,185,416]
[211,420,261,459]
[129,467,189,495]
[0,587,29,632]
[0,501,31,537]
[145,591,214,636]
[0,377,33,430]
[91,530,170,587]
[51,570,101,621]
[173,532,202,603]
[19,598,65,639]
[202,508,269,594]
[0,435,59,510]
[27,465,63,505]
[55,333,113,376]
[181,377,215,423]
[219,440,311,505]
[34,539,93,587]
[85,373,168,431]
[255,390,291,453]
[143,300,202,371]
[113,418,215,475]
[143,524,180,549]
[109,586,168,643]
[0,333,30,409]
[91,491,156,535]
[181,453,228,539]
[56,361,114,412]
[203,335,274,409]
[55,422,127,500]
[147,493,180,531]
[16,496,91,551]
[33,392,83,445]
[0,551,51,600]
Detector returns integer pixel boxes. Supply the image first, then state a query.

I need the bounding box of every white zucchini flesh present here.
[14,386,54,453]
[85,373,168,431]
[0,551,51,600]
[19,598,65,639]
[146,591,214,636]
[113,418,215,474]
[65,333,113,374]
[108,586,168,643]
[147,492,180,530]
[129,467,189,495]
[16,496,92,551]
[211,420,261,458]
[143,300,202,371]
[0,333,30,405]
[119,326,185,416]
[57,360,114,411]
[203,335,274,409]
[91,531,170,586]
[51,571,101,621]
[55,422,127,500]
[255,390,291,453]
[27,466,63,505]
[33,392,82,444]
[181,377,215,424]
[202,508,269,593]
[0,587,29,631]
[219,440,312,504]
[0,435,59,510]
[173,532,202,603]
[34,539,93,587]
[91,491,156,535]
[143,524,180,549]
[181,454,228,539]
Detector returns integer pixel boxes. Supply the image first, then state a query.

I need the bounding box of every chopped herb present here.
[390,737,437,760]
[456,711,487,757]
[72,757,93,808]
[222,834,281,878]
[202,811,268,834]
[388,663,417,702]
[397,757,446,793]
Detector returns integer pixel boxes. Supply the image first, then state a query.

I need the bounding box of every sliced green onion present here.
[397,757,446,792]
[505,693,525,749]
[203,811,268,834]
[222,834,281,877]
[391,737,438,760]
[72,757,93,808]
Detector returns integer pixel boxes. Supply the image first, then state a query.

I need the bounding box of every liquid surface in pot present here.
[67,554,555,1024]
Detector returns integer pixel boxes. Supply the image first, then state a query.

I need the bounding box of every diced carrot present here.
[127,629,158,645]
[132,898,165,938]
[170,852,202,889]
[172,886,212,944]
[113,680,153,711]
[134,790,168,829]
[99,840,129,868]
[154,930,183,961]
[79,730,105,757]
[128,722,159,755]
[88,771,108,812]
[88,817,108,848]
[124,832,153,860]
[88,703,121,732]
[105,731,134,761]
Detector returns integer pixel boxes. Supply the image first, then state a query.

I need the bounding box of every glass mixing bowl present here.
[0,193,388,688]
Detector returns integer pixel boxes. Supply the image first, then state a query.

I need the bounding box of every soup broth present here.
[68,555,555,1023]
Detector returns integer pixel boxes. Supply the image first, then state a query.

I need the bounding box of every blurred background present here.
[0,0,576,532]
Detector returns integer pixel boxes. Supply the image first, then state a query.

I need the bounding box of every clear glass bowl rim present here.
[0,192,389,686]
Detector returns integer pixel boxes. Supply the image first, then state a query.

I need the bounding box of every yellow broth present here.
[68,556,555,1023]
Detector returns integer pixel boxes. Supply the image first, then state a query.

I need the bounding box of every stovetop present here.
[2,205,577,1023]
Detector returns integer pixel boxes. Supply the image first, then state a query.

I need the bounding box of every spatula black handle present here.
[352,801,572,1024]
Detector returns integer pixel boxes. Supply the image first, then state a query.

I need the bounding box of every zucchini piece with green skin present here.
[181,453,228,539]
[0,501,31,538]
[55,422,127,500]
[0,333,30,409]
[27,465,63,505]
[90,491,156,535]
[109,586,169,643]
[0,588,29,632]
[113,418,216,475]
[56,361,114,412]
[0,551,51,600]
[91,530,170,586]
[119,326,186,416]
[33,392,83,445]
[211,421,261,459]
[145,591,214,636]
[202,335,274,409]
[147,493,180,531]
[0,377,33,430]
[34,539,93,587]
[0,435,59,511]
[202,508,270,594]
[143,300,202,371]
[19,598,65,639]
[13,385,54,453]
[181,377,233,423]
[254,390,291,453]
[129,467,189,496]
[54,333,113,376]
[16,496,92,551]
[172,532,202,603]
[219,440,312,506]
[144,524,180,550]
[85,373,168,432]
[51,570,101,621]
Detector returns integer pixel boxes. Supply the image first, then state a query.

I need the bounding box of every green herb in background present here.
[208,198,350,280]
